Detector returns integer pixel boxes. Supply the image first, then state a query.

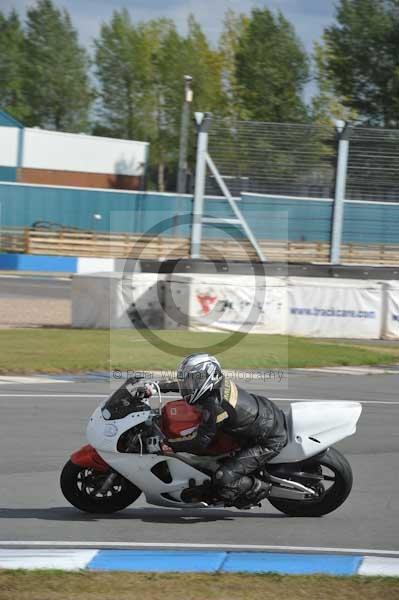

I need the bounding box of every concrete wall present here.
[71,272,399,339]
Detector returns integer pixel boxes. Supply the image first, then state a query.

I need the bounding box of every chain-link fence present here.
[204,117,399,204]
[346,126,399,202]
[206,118,337,198]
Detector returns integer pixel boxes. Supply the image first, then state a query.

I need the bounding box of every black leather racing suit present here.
[159,378,287,504]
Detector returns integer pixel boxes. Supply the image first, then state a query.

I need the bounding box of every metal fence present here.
[191,113,399,263]
[206,118,337,198]
[205,117,399,204]
[346,126,399,202]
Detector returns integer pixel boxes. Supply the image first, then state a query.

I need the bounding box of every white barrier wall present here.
[287,278,383,339]
[76,258,115,274]
[23,128,148,175]
[71,272,399,340]
[382,281,399,339]
[72,272,165,329]
[72,273,113,329]
[163,274,287,334]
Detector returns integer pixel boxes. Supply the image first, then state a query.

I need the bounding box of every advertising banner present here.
[287,278,382,339]
[186,275,287,334]
[382,281,399,339]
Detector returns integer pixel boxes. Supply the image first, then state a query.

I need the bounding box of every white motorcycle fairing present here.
[86,400,361,509]
[269,401,362,463]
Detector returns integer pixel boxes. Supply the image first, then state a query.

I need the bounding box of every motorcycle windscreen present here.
[102,387,149,420]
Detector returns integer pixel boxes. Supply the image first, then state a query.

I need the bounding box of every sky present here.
[1,0,338,99]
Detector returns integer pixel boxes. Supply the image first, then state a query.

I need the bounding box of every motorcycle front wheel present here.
[60,460,142,514]
[268,447,353,517]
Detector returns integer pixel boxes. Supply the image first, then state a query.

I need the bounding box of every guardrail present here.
[0,227,398,265]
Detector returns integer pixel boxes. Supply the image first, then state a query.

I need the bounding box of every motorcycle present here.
[61,378,362,517]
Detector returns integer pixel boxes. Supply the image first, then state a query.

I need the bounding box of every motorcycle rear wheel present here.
[267,447,353,517]
[60,460,141,514]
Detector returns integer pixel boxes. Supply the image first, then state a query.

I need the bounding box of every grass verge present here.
[0,570,398,600]
[0,329,399,374]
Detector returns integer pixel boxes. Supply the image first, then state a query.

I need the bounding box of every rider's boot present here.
[234,478,272,509]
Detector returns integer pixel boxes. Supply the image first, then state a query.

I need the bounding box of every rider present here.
[151,353,288,508]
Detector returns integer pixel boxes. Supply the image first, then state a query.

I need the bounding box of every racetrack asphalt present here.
[0,372,398,551]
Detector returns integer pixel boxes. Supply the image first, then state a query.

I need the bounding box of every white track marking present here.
[271,397,399,405]
[0,394,398,405]
[295,367,399,375]
[0,392,175,398]
[0,376,70,385]
[0,549,97,571]
[0,541,398,557]
[359,556,399,576]
[0,393,107,398]
[292,366,399,375]
[0,275,70,281]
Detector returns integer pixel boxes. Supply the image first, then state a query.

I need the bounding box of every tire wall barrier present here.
[71,273,399,339]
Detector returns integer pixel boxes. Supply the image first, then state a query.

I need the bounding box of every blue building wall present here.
[0,183,192,237]
[0,182,398,245]
[239,194,333,242]
[0,110,23,183]
[0,167,17,182]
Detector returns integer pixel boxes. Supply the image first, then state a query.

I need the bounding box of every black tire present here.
[60,460,141,514]
[268,447,353,517]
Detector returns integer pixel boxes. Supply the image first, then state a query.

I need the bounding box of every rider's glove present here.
[125,381,145,398]
[143,382,157,398]
[160,441,174,454]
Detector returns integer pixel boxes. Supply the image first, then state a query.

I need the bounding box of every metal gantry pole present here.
[190,112,210,259]
[177,75,193,195]
[205,153,266,262]
[330,121,351,264]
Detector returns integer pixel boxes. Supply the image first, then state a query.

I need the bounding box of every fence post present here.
[330,121,351,264]
[190,112,210,259]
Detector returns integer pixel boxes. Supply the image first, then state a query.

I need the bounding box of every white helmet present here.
[176,353,224,404]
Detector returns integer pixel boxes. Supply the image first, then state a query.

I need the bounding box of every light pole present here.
[177,75,193,194]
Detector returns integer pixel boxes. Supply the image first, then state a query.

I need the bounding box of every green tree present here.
[146,15,226,190]
[0,10,29,122]
[95,12,183,189]
[219,9,249,118]
[138,18,184,191]
[95,12,226,191]
[311,40,358,126]
[94,10,152,140]
[322,0,399,126]
[183,16,225,115]
[234,8,309,122]
[23,0,92,131]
